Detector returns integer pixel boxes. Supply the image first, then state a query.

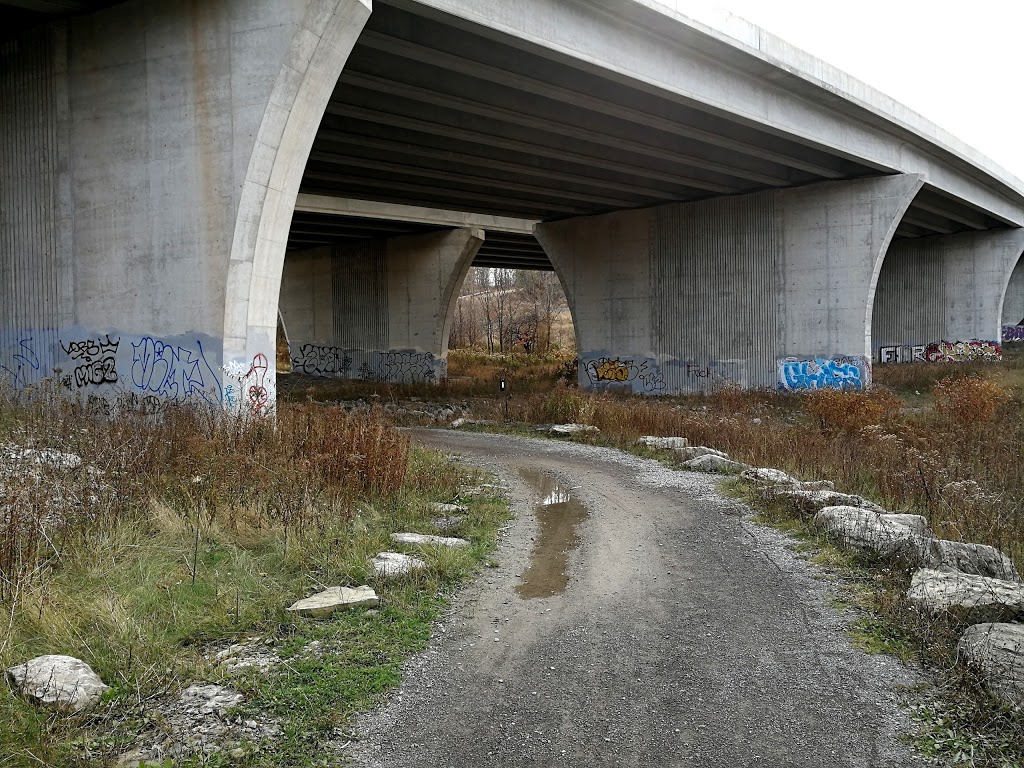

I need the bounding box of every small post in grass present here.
[500,375,509,421]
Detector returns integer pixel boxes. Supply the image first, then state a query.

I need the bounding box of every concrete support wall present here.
[1002,258,1024,343]
[536,174,921,393]
[873,230,1024,361]
[280,228,483,381]
[0,0,371,413]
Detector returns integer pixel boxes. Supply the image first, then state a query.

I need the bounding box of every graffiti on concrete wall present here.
[1002,325,1024,343]
[878,345,926,364]
[0,337,41,388]
[131,336,222,407]
[291,343,352,377]
[223,353,274,415]
[376,351,436,382]
[924,340,1001,362]
[60,335,120,389]
[778,356,866,391]
[583,356,666,393]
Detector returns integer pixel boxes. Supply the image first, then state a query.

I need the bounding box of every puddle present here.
[516,469,589,599]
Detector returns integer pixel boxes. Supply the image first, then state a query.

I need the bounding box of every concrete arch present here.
[999,253,1024,334]
[221,0,372,404]
[872,193,1024,364]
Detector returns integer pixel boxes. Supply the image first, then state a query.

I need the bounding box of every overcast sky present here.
[673,1,1024,182]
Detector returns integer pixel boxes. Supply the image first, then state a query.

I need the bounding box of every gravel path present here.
[345,430,931,768]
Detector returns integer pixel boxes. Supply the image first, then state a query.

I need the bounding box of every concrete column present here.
[873,229,1024,362]
[1002,257,1024,343]
[0,0,371,413]
[535,174,922,393]
[280,228,484,381]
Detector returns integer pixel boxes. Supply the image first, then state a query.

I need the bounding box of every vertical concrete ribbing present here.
[0,27,60,384]
[872,242,945,351]
[651,195,777,389]
[331,240,388,350]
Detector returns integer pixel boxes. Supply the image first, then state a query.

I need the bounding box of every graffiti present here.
[924,340,1001,363]
[1002,325,1024,343]
[131,337,222,406]
[223,354,273,415]
[778,357,866,391]
[291,344,353,377]
[377,351,436,382]
[243,353,270,414]
[61,334,119,388]
[583,357,666,393]
[878,345,925,364]
[0,337,41,387]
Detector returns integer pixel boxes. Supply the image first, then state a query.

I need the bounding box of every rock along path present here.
[346,430,930,768]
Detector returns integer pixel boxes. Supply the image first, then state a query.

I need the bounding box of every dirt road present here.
[347,430,929,768]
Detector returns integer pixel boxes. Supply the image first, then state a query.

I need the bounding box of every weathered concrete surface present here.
[536,175,922,394]
[347,430,927,767]
[280,229,483,382]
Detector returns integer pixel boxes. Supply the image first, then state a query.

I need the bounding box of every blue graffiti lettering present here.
[0,338,41,388]
[778,357,864,391]
[131,337,222,406]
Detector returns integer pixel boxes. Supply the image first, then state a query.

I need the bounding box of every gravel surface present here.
[345,430,932,768]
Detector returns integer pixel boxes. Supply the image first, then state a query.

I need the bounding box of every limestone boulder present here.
[907,569,1024,624]
[673,446,728,462]
[681,454,749,474]
[286,586,379,618]
[740,467,799,486]
[391,532,470,549]
[814,506,930,560]
[372,551,427,578]
[922,540,1019,581]
[636,436,689,450]
[549,423,599,435]
[958,623,1024,710]
[7,654,109,713]
[777,488,886,515]
[429,502,468,515]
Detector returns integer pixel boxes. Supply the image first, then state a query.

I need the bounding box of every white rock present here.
[814,506,929,559]
[776,488,886,514]
[958,623,1024,710]
[636,436,689,449]
[681,454,749,474]
[391,532,470,548]
[429,502,468,514]
[431,516,466,531]
[923,540,1019,581]
[286,586,379,618]
[450,418,467,429]
[3,447,82,471]
[673,446,728,461]
[372,551,427,578]
[907,569,1024,624]
[177,684,243,715]
[6,654,109,712]
[549,423,599,435]
[740,467,798,486]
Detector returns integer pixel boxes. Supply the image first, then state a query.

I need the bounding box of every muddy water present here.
[516,469,589,599]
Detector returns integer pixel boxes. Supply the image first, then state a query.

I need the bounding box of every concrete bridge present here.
[3,0,1024,408]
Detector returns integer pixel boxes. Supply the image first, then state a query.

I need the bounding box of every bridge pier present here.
[1002,258,1024,343]
[872,230,1024,363]
[0,0,372,413]
[535,174,922,393]
[280,228,483,382]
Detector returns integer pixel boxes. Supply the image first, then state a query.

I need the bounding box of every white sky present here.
[675,0,1024,182]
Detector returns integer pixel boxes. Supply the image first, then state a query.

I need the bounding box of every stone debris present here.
[680,454,749,474]
[636,436,689,450]
[6,654,109,713]
[958,622,1024,710]
[673,446,728,462]
[740,467,799,486]
[372,551,428,578]
[450,417,468,429]
[391,532,470,549]
[429,502,468,515]
[209,638,279,674]
[549,423,599,435]
[922,539,1019,581]
[906,568,1024,624]
[2,446,83,471]
[115,683,280,767]
[449,418,498,429]
[287,586,379,618]
[814,506,929,560]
